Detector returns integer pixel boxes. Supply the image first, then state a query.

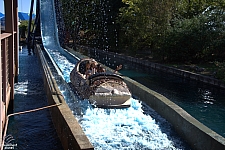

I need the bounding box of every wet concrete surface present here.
[5,47,63,150]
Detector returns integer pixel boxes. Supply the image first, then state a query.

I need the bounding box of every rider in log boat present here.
[70,58,131,108]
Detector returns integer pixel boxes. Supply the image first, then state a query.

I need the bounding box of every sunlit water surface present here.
[39,0,191,149]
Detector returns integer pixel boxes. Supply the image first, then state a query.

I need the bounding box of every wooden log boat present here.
[70,58,131,108]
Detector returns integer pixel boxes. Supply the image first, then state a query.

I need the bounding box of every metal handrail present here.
[0,33,12,39]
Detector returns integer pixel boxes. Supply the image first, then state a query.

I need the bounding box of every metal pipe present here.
[0,102,62,150]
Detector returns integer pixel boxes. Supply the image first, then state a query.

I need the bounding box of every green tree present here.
[117,0,174,55]
[61,0,225,64]
[19,20,29,39]
[158,3,225,63]
[61,0,123,51]
[19,20,34,42]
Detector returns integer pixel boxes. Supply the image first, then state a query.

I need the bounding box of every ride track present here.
[38,0,192,149]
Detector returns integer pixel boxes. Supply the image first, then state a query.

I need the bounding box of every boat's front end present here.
[89,75,131,108]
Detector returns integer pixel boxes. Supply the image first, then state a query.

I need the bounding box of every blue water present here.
[86,50,225,138]
[5,48,63,150]
[39,0,191,149]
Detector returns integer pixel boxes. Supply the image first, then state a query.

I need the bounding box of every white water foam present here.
[39,0,189,148]
[45,48,188,149]
[72,99,184,149]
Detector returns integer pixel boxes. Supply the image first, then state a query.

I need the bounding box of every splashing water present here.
[77,99,184,149]
[40,0,190,149]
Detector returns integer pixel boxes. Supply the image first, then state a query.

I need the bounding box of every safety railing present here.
[1,32,14,107]
[0,31,17,148]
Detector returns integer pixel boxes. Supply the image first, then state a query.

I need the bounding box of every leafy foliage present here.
[117,0,174,54]
[117,0,225,62]
[61,0,225,64]
[61,0,123,51]
[19,20,34,39]
[159,4,225,63]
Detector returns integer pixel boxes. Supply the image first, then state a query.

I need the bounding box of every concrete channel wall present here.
[124,77,225,150]
[66,47,225,150]
[35,45,94,150]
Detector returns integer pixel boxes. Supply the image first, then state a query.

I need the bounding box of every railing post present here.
[27,0,34,52]
[0,22,2,148]
[2,39,7,105]
[5,0,15,102]
[0,0,18,147]
[13,0,19,83]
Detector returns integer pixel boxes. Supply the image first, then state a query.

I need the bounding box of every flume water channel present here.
[86,49,225,138]
[40,0,190,149]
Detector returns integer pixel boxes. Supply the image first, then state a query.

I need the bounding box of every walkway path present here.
[5,47,63,150]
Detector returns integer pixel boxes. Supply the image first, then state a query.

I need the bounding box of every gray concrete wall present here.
[36,45,94,150]
[125,56,225,88]
[124,77,225,150]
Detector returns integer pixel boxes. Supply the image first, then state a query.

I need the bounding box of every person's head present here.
[97,64,101,69]
[90,61,97,68]
[97,64,105,72]
[86,61,91,69]
[99,67,105,72]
